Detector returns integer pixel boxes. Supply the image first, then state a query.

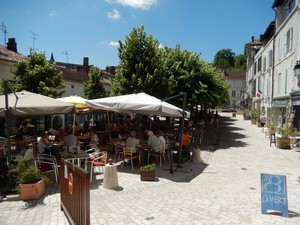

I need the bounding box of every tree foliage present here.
[83,67,107,99]
[213,48,235,71]
[111,26,230,113]
[234,54,247,71]
[12,49,65,98]
[112,25,173,99]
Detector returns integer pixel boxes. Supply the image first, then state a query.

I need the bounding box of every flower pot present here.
[277,138,292,149]
[251,119,257,125]
[19,180,45,200]
[140,169,155,181]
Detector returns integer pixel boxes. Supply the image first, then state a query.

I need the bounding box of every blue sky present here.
[0,0,275,69]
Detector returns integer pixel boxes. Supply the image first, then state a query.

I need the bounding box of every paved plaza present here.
[1,113,300,225]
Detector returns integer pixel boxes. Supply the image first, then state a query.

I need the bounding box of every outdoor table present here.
[76,135,91,149]
[53,141,64,152]
[60,150,90,170]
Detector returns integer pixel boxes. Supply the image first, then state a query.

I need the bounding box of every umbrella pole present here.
[4,80,18,190]
[177,92,187,168]
[107,111,111,140]
[73,113,76,135]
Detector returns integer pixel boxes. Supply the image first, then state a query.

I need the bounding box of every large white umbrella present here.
[0,90,75,117]
[86,92,190,118]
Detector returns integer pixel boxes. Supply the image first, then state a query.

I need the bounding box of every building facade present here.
[223,71,246,108]
[245,0,300,129]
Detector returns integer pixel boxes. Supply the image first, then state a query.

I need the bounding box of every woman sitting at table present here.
[126,131,140,152]
[38,131,50,152]
[89,129,99,148]
[38,131,57,158]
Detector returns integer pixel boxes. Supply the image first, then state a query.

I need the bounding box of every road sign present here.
[68,173,73,195]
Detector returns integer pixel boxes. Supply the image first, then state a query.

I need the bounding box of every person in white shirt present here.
[156,130,166,148]
[147,130,161,152]
[126,131,139,153]
[23,148,34,161]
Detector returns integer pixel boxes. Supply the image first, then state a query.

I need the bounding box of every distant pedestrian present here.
[260,113,267,132]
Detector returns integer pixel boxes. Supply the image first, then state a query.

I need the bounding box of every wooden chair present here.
[90,151,107,182]
[122,147,137,170]
[114,143,124,162]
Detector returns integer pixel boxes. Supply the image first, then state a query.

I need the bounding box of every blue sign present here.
[261,173,288,217]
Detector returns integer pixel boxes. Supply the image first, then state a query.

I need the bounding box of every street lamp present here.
[294,60,300,87]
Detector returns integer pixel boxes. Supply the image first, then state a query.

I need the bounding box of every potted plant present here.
[268,123,277,135]
[10,160,50,200]
[250,109,259,125]
[277,123,298,149]
[140,163,156,181]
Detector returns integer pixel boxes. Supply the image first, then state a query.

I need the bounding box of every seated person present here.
[63,129,77,147]
[156,130,166,148]
[82,121,89,134]
[38,131,50,154]
[89,129,99,148]
[54,127,67,142]
[23,147,35,161]
[72,122,81,136]
[126,131,140,153]
[15,131,29,156]
[147,130,162,152]
[110,124,119,139]
[38,131,57,157]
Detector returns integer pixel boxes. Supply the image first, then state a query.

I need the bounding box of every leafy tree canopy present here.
[12,49,65,98]
[234,54,247,71]
[213,48,235,71]
[111,26,230,113]
[83,67,107,99]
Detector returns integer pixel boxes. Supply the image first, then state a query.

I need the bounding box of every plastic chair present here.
[147,146,166,167]
[90,151,107,182]
[122,147,137,170]
[35,154,60,183]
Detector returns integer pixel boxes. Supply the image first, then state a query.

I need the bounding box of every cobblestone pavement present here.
[1,113,300,225]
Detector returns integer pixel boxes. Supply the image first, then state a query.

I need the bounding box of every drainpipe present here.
[271,6,277,124]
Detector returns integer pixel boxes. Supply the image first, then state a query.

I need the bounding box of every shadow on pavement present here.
[201,115,248,153]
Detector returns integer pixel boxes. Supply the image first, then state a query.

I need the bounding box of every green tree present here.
[234,54,247,71]
[111,25,173,99]
[12,49,65,98]
[111,26,230,116]
[213,48,235,71]
[83,67,106,99]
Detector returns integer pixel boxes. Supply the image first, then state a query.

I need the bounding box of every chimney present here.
[251,36,254,42]
[7,38,17,52]
[83,57,89,73]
